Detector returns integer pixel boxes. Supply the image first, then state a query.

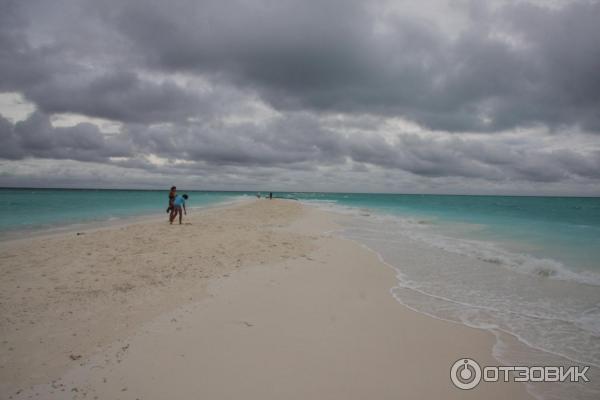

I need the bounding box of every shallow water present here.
[0,188,247,234]
[289,193,600,400]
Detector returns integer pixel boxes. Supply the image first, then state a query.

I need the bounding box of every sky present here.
[1,0,599,195]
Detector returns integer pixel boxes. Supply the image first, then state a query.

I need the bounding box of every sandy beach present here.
[1,199,531,399]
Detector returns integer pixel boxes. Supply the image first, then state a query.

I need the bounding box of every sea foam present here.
[302,199,600,400]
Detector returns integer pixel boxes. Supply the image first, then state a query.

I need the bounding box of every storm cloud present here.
[0,0,599,194]
[82,0,600,131]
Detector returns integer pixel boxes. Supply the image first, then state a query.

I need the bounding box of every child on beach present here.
[169,194,188,225]
[166,186,177,214]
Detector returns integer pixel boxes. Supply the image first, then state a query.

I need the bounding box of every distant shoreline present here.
[2,187,598,198]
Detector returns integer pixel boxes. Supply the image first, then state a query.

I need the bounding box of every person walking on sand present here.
[166,186,177,214]
[170,194,188,225]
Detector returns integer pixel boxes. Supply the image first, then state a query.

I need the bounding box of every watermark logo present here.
[450,358,590,390]
[450,358,482,389]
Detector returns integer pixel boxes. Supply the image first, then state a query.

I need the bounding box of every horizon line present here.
[1,186,599,198]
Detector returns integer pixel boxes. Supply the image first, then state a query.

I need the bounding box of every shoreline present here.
[329,210,600,399]
[0,196,253,244]
[2,200,534,399]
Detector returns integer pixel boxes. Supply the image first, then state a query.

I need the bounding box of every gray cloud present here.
[0,112,131,162]
[2,109,599,189]
[0,2,221,124]
[25,71,212,124]
[1,0,599,194]
[3,0,600,131]
[79,0,600,132]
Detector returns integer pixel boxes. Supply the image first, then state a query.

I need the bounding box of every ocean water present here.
[2,189,599,398]
[281,193,600,273]
[0,188,246,235]
[280,192,600,399]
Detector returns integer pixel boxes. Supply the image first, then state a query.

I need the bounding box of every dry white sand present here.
[1,199,531,399]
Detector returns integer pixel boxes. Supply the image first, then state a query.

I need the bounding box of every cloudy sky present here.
[1,0,599,194]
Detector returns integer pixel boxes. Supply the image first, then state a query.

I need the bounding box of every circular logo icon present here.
[450,358,482,390]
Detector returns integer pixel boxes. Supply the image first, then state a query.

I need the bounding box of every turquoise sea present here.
[281,192,600,400]
[2,188,599,398]
[282,192,600,273]
[1,188,599,278]
[0,188,242,235]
